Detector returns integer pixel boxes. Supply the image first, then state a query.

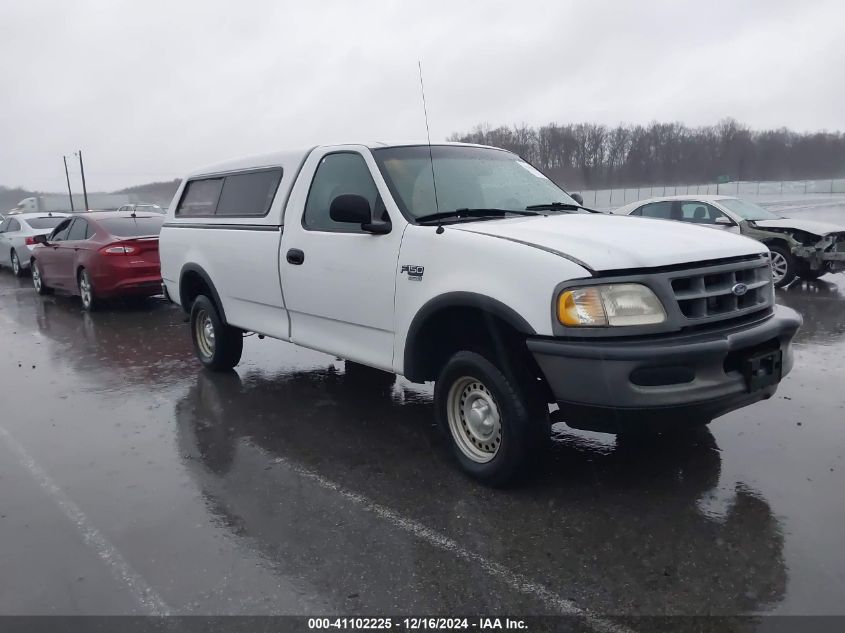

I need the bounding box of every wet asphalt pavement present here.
[1,203,844,626]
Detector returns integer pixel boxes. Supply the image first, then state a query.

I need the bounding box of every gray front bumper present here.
[527,305,802,431]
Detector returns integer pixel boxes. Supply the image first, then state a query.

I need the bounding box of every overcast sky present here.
[1,0,843,192]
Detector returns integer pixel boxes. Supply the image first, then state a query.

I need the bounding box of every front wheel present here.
[11,250,24,277]
[31,260,51,295]
[769,244,796,288]
[434,351,548,486]
[190,295,243,371]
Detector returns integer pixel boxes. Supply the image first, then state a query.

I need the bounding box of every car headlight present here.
[557,283,666,327]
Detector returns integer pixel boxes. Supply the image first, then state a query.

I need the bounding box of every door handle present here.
[286,248,305,265]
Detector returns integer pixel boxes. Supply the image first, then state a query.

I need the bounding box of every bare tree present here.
[449,120,845,189]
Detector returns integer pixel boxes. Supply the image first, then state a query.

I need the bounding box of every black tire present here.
[344,361,396,391]
[31,259,51,295]
[11,250,24,277]
[78,269,96,312]
[190,295,243,371]
[768,244,796,288]
[434,350,548,486]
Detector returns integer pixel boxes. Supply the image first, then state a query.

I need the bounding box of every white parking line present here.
[0,417,630,631]
[0,425,172,616]
[273,455,633,633]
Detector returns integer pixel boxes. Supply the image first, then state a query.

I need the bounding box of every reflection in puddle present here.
[175,368,788,615]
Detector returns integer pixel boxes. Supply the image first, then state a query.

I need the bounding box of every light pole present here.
[75,150,90,211]
[62,156,75,212]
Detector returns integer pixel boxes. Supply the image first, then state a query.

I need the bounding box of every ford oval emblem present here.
[732,283,748,296]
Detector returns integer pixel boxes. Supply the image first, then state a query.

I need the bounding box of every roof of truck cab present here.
[185,142,508,179]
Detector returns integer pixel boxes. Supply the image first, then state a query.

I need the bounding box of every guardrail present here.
[577,178,845,209]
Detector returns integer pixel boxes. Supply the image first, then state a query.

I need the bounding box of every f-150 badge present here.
[401,265,424,281]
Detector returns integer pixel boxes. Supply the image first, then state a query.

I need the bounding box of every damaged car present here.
[613,195,845,287]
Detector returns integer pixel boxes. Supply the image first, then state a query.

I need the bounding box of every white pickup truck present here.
[160,142,801,484]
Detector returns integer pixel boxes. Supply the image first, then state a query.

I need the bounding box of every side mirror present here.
[571,192,584,206]
[714,216,734,226]
[33,234,48,245]
[329,194,391,234]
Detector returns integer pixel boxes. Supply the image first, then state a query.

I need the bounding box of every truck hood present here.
[751,218,845,236]
[453,214,766,272]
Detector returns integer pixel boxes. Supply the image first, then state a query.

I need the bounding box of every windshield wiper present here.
[525,202,599,213]
[415,208,540,224]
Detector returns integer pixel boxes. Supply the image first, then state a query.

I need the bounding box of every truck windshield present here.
[719,198,781,221]
[372,145,582,220]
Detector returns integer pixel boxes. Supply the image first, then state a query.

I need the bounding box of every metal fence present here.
[577,178,845,209]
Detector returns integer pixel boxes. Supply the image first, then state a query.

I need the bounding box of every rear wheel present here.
[435,350,548,486]
[31,260,51,295]
[190,295,243,371]
[79,269,95,311]
[11,250,24,277]
[769,244,796,288]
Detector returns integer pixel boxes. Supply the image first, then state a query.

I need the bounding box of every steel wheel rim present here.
[446,376,502,463]
[11,253,19,274]
[80,274,92,308]
[32,263,42,291]
[770,252,788,283]
[195,309,216,358]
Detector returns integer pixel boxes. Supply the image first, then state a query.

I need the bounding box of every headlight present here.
[557,283,666,327]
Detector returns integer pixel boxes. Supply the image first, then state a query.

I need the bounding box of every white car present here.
[160,143,801,484]
[0,212,70,276]
[613,195,845,287]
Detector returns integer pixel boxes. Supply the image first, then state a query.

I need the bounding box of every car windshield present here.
[372,145,582,220]
[99,216,164,237]
[719,198,781,221]
[26,217,66,229]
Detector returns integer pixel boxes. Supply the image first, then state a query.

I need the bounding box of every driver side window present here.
[51,219,73,242]
[303,152,386,232]
[679,202,730,225]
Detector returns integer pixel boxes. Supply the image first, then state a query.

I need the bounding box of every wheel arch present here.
[403,292,537,383]
[179,264,228,324]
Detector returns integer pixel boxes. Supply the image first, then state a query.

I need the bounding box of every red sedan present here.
[31,211,164,310]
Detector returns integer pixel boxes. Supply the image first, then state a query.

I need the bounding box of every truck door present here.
[280,147,403,371]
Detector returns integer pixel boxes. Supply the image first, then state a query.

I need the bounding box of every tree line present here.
[448,119,845,190]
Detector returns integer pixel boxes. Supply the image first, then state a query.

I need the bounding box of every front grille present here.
[669,257,773,323]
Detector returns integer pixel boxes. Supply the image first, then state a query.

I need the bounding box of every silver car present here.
[0,212,70,276]
[613,195,845,287]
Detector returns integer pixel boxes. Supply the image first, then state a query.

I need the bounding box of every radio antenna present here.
[418,61,441,227]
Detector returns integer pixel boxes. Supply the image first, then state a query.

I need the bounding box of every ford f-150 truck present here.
[160,142,801,484]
